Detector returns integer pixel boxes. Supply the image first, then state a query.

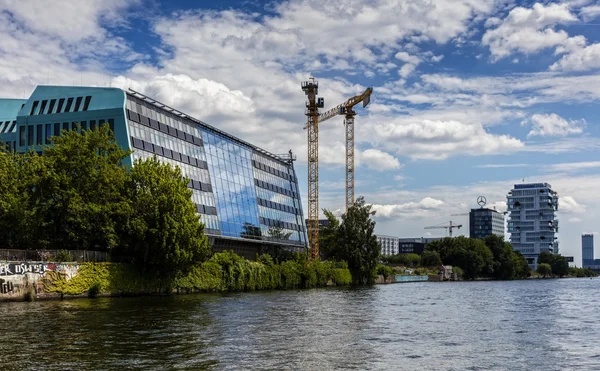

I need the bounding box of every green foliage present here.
[452,266,464,278]
[121,156,211,279]
[88,282,101,298]
[385,253,421,267]
[320,209,341,260]
[426,236,493,280]
[335,197,380,285]
[376,264,394,279]
[420,250,442,267]
[537,252,555,266]
[536,252,570,277]
[485,235,516,280]
[56,250,73,263]
[512,251,531,279]
[537,263,552,278]
[569,267,597,277]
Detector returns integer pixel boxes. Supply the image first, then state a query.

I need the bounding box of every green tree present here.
[336,197,380,285]
[420,250,442,267]
[512,251,531,278]
[34,125,132,251]
[427,236,493,279]
[0,149,46,249]
[551,255,569,277]
[537,263,552,278]
[320,209,340,260]
[537,252,555,266]
[123,156,210,279]
[485,235,515,280]
[404,253,421,267]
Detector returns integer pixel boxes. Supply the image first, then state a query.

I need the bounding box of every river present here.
[2,278,599,370]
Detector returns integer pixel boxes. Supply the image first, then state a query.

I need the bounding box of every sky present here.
[1,0,599,264]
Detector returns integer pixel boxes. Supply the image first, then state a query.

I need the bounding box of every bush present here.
[421,250,442,267]
[88,282,101,298]
[376,264,394,279]
[453,266,464,278]
[56,250,73,263]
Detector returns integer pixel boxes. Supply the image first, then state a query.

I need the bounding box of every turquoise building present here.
[0,86,306,258]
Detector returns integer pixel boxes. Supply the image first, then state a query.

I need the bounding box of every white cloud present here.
[395,52,421,65]
[431,54,445,63]
[373,197,445,219]
[545,161,600,173]
[358,149,402,171]
[475,164,531,168]
[522,113,586,137]
[398,64,417,78]
[550,43,600,71]
[560,196,586,213]
[482,3,577,60]
[580,5,600,21]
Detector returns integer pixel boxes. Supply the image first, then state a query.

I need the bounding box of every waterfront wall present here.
[0,262,80,300]
[376,275,430,284]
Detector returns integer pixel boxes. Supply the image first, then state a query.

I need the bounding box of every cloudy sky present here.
[1,0,599,264]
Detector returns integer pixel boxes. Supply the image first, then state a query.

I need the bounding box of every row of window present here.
[257,197,301,216]
[19,120,113,147]
[127,109,203,147]
[252,158,296,183]
[259,217,304,232]
[0,120,16,134]
[187,179,213,193]
[30,96,92,116]
[254,178,298,199]
[253,152,290,174]
[195,204,218,216]
[130,137,209,170]
[3,141,17,152]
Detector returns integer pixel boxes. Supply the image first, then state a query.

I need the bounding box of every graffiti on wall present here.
[0,263,48,276]
[0,278,14,294]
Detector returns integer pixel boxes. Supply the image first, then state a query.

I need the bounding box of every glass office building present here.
[469,208,505,239]
[0,86,306,258]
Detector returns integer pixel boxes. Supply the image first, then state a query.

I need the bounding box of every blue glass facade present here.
[0,86,306,258]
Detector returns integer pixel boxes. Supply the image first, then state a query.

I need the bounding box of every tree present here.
[537,263,552,278]
[34,125,132,251]
[320,209,340,260]
[123,156,210,279]
[421,250,442,267]
[485,235,515,280]
[427,236,493,279]
[537,252,555,266]
[405,253,421,267]
[336,197,380,285]
[551,255,569,277]
[512,251,531,279]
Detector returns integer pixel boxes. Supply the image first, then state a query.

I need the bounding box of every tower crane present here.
[301,78,324,259]
[424,221,463,237]
[317,87,373,210]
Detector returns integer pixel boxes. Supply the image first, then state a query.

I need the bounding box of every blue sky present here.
[1,0,600,264]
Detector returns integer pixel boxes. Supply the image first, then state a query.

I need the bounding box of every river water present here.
[2,278,599,370]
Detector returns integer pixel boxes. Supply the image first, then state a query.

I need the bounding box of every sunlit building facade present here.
[469,208,505,239]
[507,183,559,270]
[0,86,306,258]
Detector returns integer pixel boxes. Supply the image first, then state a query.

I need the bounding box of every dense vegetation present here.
[320,197,381,285]
[383,235,531,280]
[536,252,596,278]
[43,252,352,296]
[0,126,209,279]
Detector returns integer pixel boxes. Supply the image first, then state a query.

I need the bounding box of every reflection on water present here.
[2,279,600,370]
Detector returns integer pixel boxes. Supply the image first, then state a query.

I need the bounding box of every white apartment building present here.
[507,183,559,269]
[376,235,400,256]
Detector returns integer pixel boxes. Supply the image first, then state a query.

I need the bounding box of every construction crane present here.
[301,78,324,259]
[318,87,373,210]
[424,221,463,237]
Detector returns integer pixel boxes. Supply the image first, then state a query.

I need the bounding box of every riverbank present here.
[0,252,353,302]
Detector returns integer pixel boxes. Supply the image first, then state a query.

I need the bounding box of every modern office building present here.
[0,86,306,259]
[469,207,505,239]
[582,234,594,266]
[507,183,559,269]
[377,235,400,256]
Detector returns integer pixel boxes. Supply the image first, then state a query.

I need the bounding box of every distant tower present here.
[469,196,505,239]
[507,183,559,270]
[582,234,594,267]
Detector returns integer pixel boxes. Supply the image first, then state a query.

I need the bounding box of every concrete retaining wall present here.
[0,262,80,300]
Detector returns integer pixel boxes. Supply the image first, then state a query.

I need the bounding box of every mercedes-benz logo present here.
[477,196,487,207]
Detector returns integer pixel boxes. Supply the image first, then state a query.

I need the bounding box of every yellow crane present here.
[318,87,373,211]
[301,79,372,259]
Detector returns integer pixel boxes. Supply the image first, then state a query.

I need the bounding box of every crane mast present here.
[301,78,324,259]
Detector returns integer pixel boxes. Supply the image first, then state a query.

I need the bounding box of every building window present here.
[39,100,48,115]
[57,98,65,113]
[28,125,34,146]
[65,98,74,112]
[90,120,96,130]
[30,101,39,115]
[36,124,42,145]
[108,118,115,133]
[63,122,69,132]
[54,123,60,137]
[19,126,26,146]
[99,119,106,127]
[71,122,78,132]
[48,99,56,114]
[83,96,92,111]
[45,124,52,144]
[81,121,87,131]
[74,97,83,112]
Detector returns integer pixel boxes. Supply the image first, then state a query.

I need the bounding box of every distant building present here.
[507,183,559,270]
[469,207,505,239]
[398,237,443,255]
[582,234,594,265]
[377,235,399,256]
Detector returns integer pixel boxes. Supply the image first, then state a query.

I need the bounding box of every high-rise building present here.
[469,207,505,239]
[507,183,559,269]
[0,86,307,259]
[582,234,595,265]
